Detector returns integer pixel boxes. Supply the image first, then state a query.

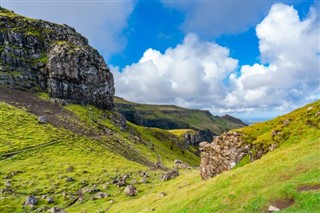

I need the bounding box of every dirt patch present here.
[270,198,295,210]
[0,87,97,136]
[298,184,320,192]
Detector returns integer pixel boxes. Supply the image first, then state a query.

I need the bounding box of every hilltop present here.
[115,97,246,143]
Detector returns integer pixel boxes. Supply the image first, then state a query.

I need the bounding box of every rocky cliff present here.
[0,7,114,109]
[199,132,275,180]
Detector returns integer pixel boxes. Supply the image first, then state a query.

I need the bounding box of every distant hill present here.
[114,97,246,141]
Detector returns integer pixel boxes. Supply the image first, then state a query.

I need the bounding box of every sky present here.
[2,0,319,121]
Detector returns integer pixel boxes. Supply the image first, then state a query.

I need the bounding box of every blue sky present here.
[2,0,320,121]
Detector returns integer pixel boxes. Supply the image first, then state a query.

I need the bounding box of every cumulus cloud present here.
[225,3,320,111]
[114,3,320,116]
[113,33,238,108]
[2,0,134,58]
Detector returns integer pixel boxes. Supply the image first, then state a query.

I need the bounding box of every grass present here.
[0,102,67,154]
[114,97,245,135]
[168,129,196,136]
[107,125,320,213]
[0,96,319,212]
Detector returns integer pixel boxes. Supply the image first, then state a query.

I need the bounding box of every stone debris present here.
[160,170,179,181]
[48,207,66,213]
[124,185,137,196]
[159,192,167,197]
[25,195,37,206]
[38,115,48,124]
[268,205,280,212]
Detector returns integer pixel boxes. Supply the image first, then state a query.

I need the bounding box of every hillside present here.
[115,97,246,141]
[0,88,200,212]
[96,100,320,212]
[1,91,319,212]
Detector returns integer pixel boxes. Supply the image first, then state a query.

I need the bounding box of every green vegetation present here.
[0,95,319,212]
[109,136,320,213]
[237,101,320,146]
[115,97,245,135]
[168,129,196,136]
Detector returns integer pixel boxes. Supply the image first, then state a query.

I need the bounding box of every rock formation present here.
[0,7,114,109]
[199,132,273,180]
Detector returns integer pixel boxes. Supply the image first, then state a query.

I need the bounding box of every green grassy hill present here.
[114,97,246,136]
[0,89,199,212]
[0,90,319,212]
[105,101,320,213]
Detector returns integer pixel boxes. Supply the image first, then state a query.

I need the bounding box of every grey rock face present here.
[199,132,274,180]
[0,7,114,109]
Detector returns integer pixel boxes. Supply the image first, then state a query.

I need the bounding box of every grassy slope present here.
[0,100,199,212]
[107,100,320,213]
[115,97,245,134]
[0,99,319,212]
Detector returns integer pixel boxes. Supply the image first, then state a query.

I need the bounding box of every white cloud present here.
[3,1,134,58]
[115,3,320,118]
[225,3,320,110]
[113,33,238,108]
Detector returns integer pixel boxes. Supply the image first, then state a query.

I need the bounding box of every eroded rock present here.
[0,8,114,109]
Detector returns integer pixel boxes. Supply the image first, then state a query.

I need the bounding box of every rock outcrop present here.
[199,132,273,180]
[0,7,114,109]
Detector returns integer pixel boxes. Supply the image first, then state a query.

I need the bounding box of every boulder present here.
[93,192,110,200]
[48,207,66,213]
[160,170,179,181]
[268,205,280,212]
[25,195,37,206]
[124,185,137,196]
[38,115,48,124]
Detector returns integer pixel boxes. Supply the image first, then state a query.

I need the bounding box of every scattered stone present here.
[47,196,54,204]
[25,195,37,206]
[5,180,11,187]
[271,130,281,137]
[109,199,115,204]
[315,112,320,117]
[48,207,65,213]
[307,106,313,111]
[124,185,137,196]
[173,159,189,169]
[93,192,110,200]
[102,185,109,190]
[159,192,167,197]
[268,205,280,212]
[147,208,155,212]
[38,115,48,124]
[140,177,148,184]
[84,187,100,194]
[282,119,290,126]
[160,170,179,181]
[139,172,149,178]
[66,177,74,182]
